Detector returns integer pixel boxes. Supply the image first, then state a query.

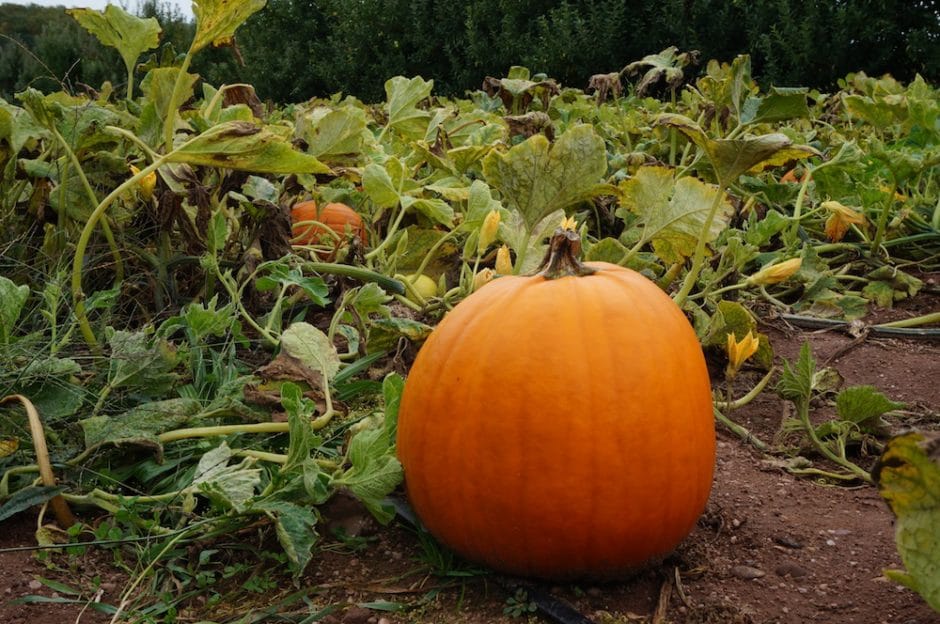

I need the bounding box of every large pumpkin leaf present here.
[0,101,44,153]
[874,432,940,612]
[191,0,266,53]
[296,106,368,160]
[741,87,811,125]
[68,5,160,94]
[655,114,820,182]
[168,121,330,174]
[617,166,734,263]
[384,76,434,138]
[362,162,400,208]
[482,124,607,231]
[400,196,454,227]
[140,67,199,145]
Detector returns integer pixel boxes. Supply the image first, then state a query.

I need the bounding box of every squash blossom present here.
[130,164,156,200]
[822,201,866,242]
[746,258,802,286]
[560,215,578,231]
[495,245,513,274]
[478,210,501,253]
[472,268,495,291]
[725,331,759,378]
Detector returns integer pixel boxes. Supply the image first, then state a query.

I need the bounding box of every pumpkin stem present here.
[536,228,596,279]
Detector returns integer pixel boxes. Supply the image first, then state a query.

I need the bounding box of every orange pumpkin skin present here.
[396,261,715,580]
[290,200,368,247]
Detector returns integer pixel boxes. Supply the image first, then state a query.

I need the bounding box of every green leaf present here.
[333,427,402,525]
[296,106,368,160]
[384,76,434,137]
[362,163,400,208]
[745,209,789,247]
[617,166,734,263]
[68,5,160,82]
[0,486,65,523]
[192,442,262,512]
[483,124,607,231]
[863,267,924,308]
[0,276,29,344]
[498,208,566,274]
[741,87,810,125]
[255,263,330,307]
[106,330,180,397]
[655,114,820,182]
[874,432,940,612]
[140,68,199,142]
[777,342,816,403]
[462,180,505,231]
[382,373,404,441]
[254,500,318,577]
[169,121,330,174]
[836,386,904,426]
[0,100,44,153]
[191,0,266,53]
[280,322,341,383]
[280,382,320,473]
[401,196,454,227]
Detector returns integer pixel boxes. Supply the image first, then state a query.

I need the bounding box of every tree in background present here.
[1,0,937,105]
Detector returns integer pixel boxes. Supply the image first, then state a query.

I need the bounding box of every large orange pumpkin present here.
[290,200,368,247]
[396,229,715,580]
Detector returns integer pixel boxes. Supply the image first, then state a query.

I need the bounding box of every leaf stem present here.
[673,178,728,306]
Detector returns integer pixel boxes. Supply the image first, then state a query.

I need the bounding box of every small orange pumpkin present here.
[396,229,715,580]
[290,200,368,248]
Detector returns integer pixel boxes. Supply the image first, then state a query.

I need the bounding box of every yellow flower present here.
[495,245,513,274]
[130,164,156,201]
[472,268,495,291]
[559,215,578,231]
[478,210,501,253]
[725,331,759,377]
[746,258,802,286]
[822,201,867,242]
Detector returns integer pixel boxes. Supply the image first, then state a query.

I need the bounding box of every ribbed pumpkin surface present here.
[290,200,367,246]
[396,262,715,579]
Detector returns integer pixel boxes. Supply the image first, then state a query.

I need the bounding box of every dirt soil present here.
[1,301,938,624]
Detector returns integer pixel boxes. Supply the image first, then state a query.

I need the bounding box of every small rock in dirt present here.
[377,619,391,624]
[730,565,765,580]
[341,606,373,624]
[773,535,803,549]
[775,563,809,578]
[27,580,41,590]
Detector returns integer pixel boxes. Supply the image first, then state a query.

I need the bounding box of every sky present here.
[2,0,194,20]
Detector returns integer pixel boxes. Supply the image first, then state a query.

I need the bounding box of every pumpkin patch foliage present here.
[0,3,938,619]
